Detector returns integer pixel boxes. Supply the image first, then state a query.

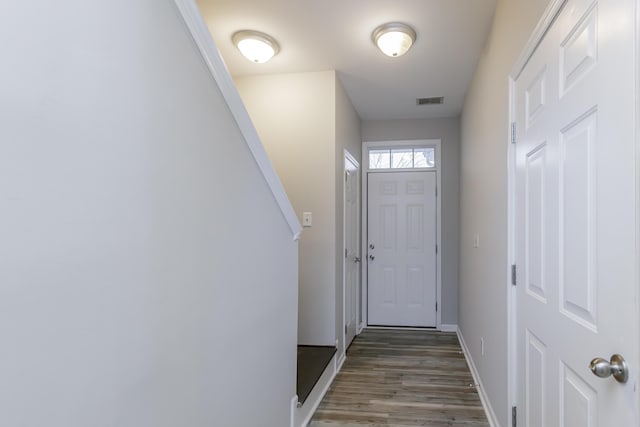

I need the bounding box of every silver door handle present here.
[369,254,375,261]
[354,257,361,263]
[589,354,629,383]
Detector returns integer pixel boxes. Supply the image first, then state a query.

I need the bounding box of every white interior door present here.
[514,0,638,424]
[367,171,437,327]
[344,155,360,347]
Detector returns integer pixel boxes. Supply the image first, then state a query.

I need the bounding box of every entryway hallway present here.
[310,329,489,426]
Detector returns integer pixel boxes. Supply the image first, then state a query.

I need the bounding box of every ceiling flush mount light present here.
[372,22,416,57]
[232,30,280,63]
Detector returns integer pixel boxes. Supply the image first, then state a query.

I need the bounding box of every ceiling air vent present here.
[416,96,444,106]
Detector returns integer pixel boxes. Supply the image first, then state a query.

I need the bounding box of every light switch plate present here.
[302,212,312,227]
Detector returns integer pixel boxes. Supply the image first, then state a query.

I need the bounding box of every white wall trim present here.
[439,324,458,333]
[457,329,499,427]
[290,395,299,427]
[343,150,361,353]
[361,140,442,329]
[510,0,568,80]
[636,0,640,417]
[507,76,518,427]
[508,2,572,425]
[172,0,302,241]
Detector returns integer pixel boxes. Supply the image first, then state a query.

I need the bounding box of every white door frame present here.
[343,149,360,347]
[507,3,571,420]
[361,139,443,331]
[636,0,640,416]
[507,0,640,423]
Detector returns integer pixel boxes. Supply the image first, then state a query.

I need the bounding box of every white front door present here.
[344,155,360,347]
[514,0,638,424]
[367,171,437,327]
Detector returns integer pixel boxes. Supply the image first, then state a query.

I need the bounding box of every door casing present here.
[343,150,360,349]
[361,139,444,331]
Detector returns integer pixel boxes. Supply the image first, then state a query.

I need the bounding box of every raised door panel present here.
[515,0,638,425]
[367,172,436,327]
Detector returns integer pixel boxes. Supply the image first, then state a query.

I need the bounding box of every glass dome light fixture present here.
[372,22,417,58]
[232,30,280,63]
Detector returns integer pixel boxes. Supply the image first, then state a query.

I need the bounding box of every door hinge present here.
[345,171,348,181]
[435,187,438,197]
[511,264,517,286]
[435,244,438,254]
[512,406,517,427]
[345,324,348,334]
[436,302,438,312]
[345,248,348,258]
[511,122,517,144]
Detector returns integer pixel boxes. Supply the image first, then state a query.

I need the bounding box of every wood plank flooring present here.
[309,329,489,427]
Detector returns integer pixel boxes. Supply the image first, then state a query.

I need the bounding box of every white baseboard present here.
[439,323,458,332]
[336,347,345,368]
[295,354,344,427]
[457,329,500,427]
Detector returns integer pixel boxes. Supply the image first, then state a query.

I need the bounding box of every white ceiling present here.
[196,0,498,121]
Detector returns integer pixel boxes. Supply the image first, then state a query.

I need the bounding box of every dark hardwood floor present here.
[298,345,337,405]
[309,329,489,427]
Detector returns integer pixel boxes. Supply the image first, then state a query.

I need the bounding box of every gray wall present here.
[235,71,336,348]
[459,0,551,425]
[0,1,298,426]
[236,71,361,359]
[361,118,461,325]
[335,79,363,350]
